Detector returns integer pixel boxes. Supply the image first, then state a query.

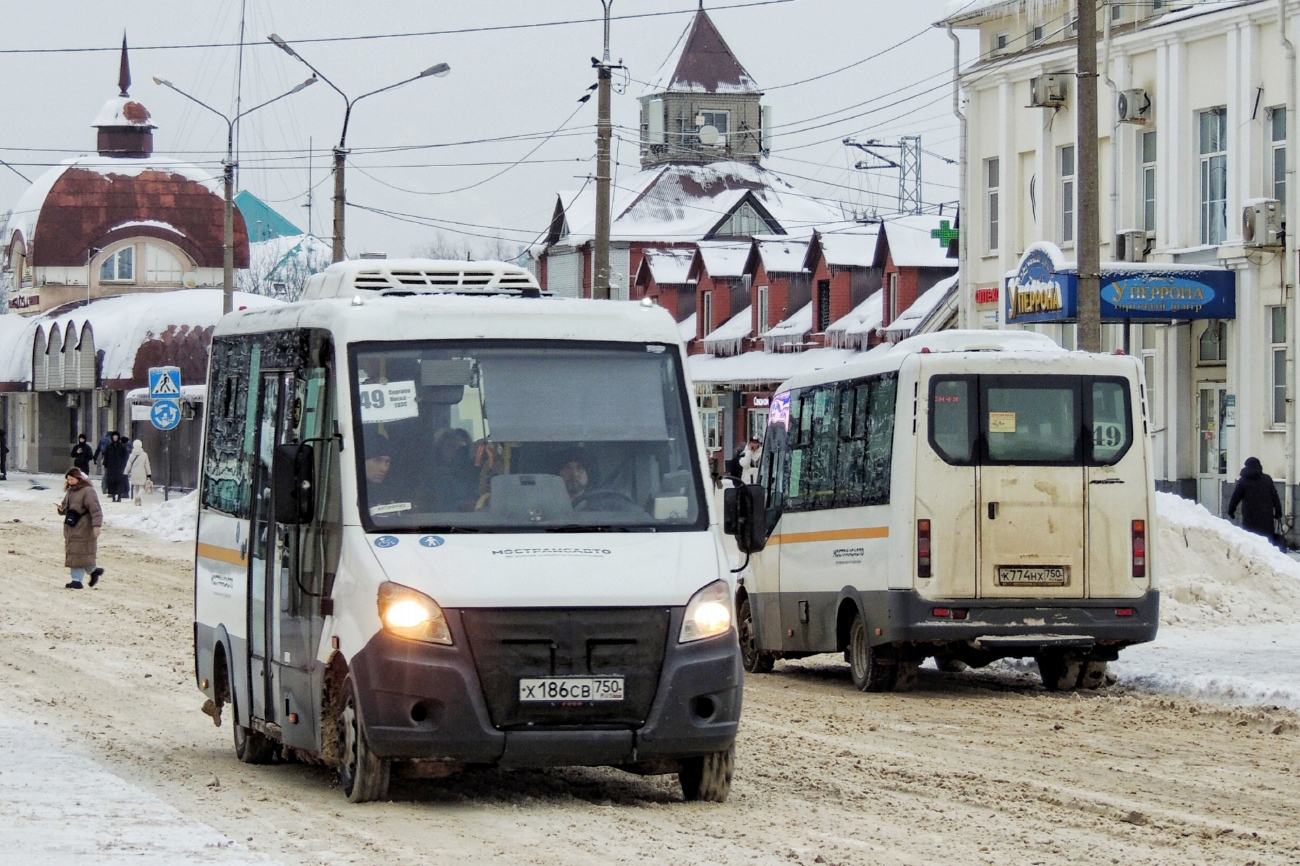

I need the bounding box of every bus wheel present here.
[848,613,895,693]
[337,676,390,803]
[229,669,275,765]
[738,596,774,674]
[1035,654,1082,692]
[1078,660,1110,690]
[679,743,734,803]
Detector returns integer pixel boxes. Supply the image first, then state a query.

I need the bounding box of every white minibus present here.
[195,260,741,802]
[724,330,1157,693]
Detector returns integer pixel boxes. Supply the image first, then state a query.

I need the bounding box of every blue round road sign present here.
[150,398,181,431]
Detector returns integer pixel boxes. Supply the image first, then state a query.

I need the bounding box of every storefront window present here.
[1198,320,1227,364]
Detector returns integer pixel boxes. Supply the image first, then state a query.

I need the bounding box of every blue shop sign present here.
[1005,244,1236,323]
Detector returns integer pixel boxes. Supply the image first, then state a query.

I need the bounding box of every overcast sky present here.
[1,0,967,259]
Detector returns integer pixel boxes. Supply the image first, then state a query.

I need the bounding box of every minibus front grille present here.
[461,608,670,729]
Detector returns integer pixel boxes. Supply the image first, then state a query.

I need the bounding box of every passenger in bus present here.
[431,427,481,511]
[558,457,590,503]
[363,427,414,515]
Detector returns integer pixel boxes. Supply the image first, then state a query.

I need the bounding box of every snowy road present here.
[1,477,1298,865]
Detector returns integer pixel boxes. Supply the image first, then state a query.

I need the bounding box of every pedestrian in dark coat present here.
[71,434,94,475]
[0,428,8,479]
[102,431,131,502]
[56,467,104,589]
[1227,456,1284,541]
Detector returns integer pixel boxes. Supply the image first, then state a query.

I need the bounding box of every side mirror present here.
[272,442,315,525]
[723,484,767,553]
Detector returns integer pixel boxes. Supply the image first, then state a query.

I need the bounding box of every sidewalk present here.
[0,713,276,865]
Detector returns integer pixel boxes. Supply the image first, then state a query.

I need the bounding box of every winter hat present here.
[1243,456,1263,477]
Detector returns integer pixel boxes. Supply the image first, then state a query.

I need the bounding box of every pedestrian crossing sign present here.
[148,366,182,399]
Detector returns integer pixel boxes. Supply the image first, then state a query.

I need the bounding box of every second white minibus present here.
[194,260,741,802]
[724,330,1158,692]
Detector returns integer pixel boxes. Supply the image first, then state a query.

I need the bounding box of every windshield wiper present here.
[420,525,482,534]
[546,524,650,533]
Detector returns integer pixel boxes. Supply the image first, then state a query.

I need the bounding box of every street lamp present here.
[268,33,450,262]
[152,74,317,314]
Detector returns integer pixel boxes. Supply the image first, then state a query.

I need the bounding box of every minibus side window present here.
[929,377,976,465]
[202,337,254,518]
[806,386,840,508]
[862,375,897,505]
[835,383,866,508]
[761,420,787,528]
[1089,378,1133,465]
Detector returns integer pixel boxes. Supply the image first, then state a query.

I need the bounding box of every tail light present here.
[1132,519,1146,578]
[918,519,932,578]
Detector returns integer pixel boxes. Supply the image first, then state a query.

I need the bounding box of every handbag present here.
[145,479,155,495]
[63,508,83,528]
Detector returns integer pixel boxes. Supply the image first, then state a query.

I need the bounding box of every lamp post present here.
[152,74,317,314]
[268,34,450,263]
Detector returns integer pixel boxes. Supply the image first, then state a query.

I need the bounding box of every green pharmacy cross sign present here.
[931,220,959,248]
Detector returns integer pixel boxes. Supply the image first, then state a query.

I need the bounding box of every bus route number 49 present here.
[519,677,625,702]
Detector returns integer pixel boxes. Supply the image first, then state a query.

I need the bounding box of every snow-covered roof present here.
[554,161,841,246]
[91,96,154,129]
[642,248,696,285]
[643,8,759,95]
[677,312,696,343]
[697,241,751,279]
[4,155,219,250]
[826,293,884,349]
[813,226,880,269]
[754,238,809,275]
[762,302,813,350]
[878,215,960,270]
[0,289,281,387]
[689,346,879,386]
[885,275,960,338]
[703,305,752,356]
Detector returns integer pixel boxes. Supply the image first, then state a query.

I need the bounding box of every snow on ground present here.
[0,713,277,865]
[110,489,198,542]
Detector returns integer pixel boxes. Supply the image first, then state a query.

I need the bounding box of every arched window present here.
[146,244,184,283]
[99,246,134,282]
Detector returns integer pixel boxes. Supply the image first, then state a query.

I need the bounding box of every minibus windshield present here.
[350,340,706,532]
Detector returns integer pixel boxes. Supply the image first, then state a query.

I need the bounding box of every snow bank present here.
[1155,491,1300,628]
[108,490,197,543]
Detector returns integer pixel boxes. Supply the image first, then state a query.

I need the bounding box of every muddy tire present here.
[679,743,734,803]
[738,596,774,674]
[1035,654,1083,692]
[230,667,275,765]
[1078,660,1110,690]
[848,612,895,692]
[892,660,919,693]
[337,676,390,803]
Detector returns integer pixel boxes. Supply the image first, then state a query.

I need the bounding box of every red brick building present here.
[875,215,958,329]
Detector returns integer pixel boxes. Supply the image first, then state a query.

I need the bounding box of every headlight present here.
[679,579,733,643]
[377,582,452,645]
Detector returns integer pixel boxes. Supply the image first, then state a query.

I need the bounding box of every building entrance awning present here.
[1004,242,1236,324]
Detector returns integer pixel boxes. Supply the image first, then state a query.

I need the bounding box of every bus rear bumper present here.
[349,618,742,768]
[861,589,1160,652]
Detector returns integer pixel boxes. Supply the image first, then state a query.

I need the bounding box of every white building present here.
[942,0,1300,518]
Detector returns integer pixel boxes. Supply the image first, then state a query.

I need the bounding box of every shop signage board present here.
[1004,243,1237,324]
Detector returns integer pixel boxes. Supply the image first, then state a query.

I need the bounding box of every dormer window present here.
[99,246,134,282]
[994,32,1010,52]
[1030,24,1045,44]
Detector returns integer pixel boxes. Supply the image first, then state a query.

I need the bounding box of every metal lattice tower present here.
[844,135,923,216]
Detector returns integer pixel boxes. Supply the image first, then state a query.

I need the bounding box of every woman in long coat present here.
[124,439,153,505]
[56,467,103,589]
[102,432,131,502]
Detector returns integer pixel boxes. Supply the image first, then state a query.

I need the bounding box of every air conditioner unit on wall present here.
[1116,89,1151,124]
[1243,200,1283,248]
[1115,230,1148,262]
[1029,75,1068,108]
[65,392,80,408]
[96,390,112,408]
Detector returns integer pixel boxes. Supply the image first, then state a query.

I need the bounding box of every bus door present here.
[976,376,1085,599]
[921,376,979,598]
[248,366,319,743]
[1085,377,1144,599]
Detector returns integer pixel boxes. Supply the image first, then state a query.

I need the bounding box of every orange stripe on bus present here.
[196,543,247,566]
[769,527,890,545]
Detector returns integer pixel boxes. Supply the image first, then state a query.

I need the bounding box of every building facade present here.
[944,0,1300,520]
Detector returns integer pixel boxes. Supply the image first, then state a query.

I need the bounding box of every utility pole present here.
[1076,0,1102,352]
[592,0,615,300]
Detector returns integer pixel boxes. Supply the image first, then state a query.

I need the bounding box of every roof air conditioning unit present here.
[1029,75,1068,108]
[1117,89,1151,124]
[1115,230,1147,263]
[1243,199,1283,248]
